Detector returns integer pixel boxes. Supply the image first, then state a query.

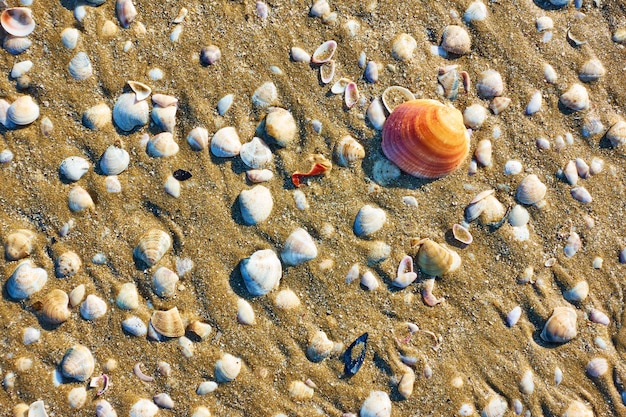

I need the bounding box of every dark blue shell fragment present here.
[343,332,368,376]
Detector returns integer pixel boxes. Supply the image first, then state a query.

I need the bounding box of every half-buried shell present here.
[414,238,461,277]
[133,229,171,268]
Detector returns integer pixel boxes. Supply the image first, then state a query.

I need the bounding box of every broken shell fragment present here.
[150,307,185,338]
[392,255,418,288]
[133,229,172,268]
[541,306,577,344]
[240,249,282,296]
[311,40,337,64]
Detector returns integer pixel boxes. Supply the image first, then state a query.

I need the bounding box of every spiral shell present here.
[1,8,35,37]
[516,174,547,205]
[281,228,318,266]
[360,391,391,417]
[134,229,171,268]
[150,307,185,338]
[61,344,95,382]
[113,92,149,132]
[240,249,282,296]
[239,185,273,225]
[541,306,577,343]
[354,204,386,237]
[382,99,469,179]
[415,238,461,277]
[210,126,241,157]
[99,145,130,175]
[334,135,365,167]
[55,250,82,277]
[7,95,39,126]
[40,289,71,324]
[7,260,47,299]
[265,107,297,147]
[80,294,108,320]
[5,229,35,261]
[215,353,242,382]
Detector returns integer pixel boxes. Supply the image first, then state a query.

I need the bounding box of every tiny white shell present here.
[360,270,379,291]
[23,327,40,345]
[239,185,273,225]
[504,160,523,175]
[586,357,608,378]
[516,174,547,205]
[61,28,80,49]
[60,157,90,182]
[560,84,589,112]
[152,266,179,298]
[196,381,218,395]
[354,205,386,237]
[474,139,492,167]
[116,282,139,310]
[8,95,39,126]
[392,33,417,61]
[482,396,507,417]
[288,380,314,400]
[525,91,542,115]
[216,94,234,116]
[113,93,149,131]
[563,401,593,417]
[464,1,487,22]
[555,367,563,386]
[68,386,87,409]
[589,309,610,325]
[508,205,529,227]
[564,232,582,258]
[191,406,211,417]
[164,175,180,198]
[281,228,318,266]
[274,289,301,310]
[463,104,488,129]
[83,103,111,130]
[366,98,386,130]
[477,69,504,99]
[68,186,95,212]
[55,251,82,277]
[3,35,32,55]
[310,0,330,17]
[240,137,273,169]
[61,344,95,382]
[536,16,553,32]
[11,60,32,78]
[246,169,274,183]
[240,249,282,296]
[151,104,177,133]
[507,306,522,327]
[519,370,535,394]
[589,157,604,175]
[290,46,311,63]
[96,400,117,417]
[571,186,592,203]
[69,284,85,307]
[579,58,606,82]
[237,298,255,325]
[116,0,137,29]
[122,316,147,337]
[28,400,48,417]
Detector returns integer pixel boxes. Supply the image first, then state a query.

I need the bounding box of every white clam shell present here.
[69,284,85,307]
[99,145,130,175]
[113,93,149,132]
[5,229,35,261]
[246,169,274,183]
[508,205,529,227]
[360,390,391,417]
[240,137,273,169]
[68,185,94,212]
[95,400,117,417]
[68,386,87,409]
[28,400,48,417]
[464,1,487,22]
[306,331,332,360]
[61,28,79,49]
[237,298,255,325]
[191,406,211,417]
[252,81,277,109]
[3,35,32,55]
[80,294,108,320]
[265,107,297,147]
[579,58,606,82]
[147,132,179,157]
[11,60,32,78]
[354,204,386,237]
[311,40,337,64]
[196,381,218,395]
[516,174,546,205]
[543,63,558,84]
[7,260,48,299]
[463,104,488,129]
[151,105,177,133]
[152,266,179,298]
[187,127,209,151]
[507,305,522,327]
[122,315,147,337]
[8,95,39,125]
[60,156,90,182]
[240,249,282,296]
[23,327,40,345]
[361,270,380,290]
[55,250,82,277]
[239,185,273,225]
[526,90,542,115]
[571,186,592,203]
[536,16,553,32]
[310,0,330,17]
[482,396,507,417]
[61,344,95,382]
[560,83,589,112]
[153,393,174,409]
[564,232,582,258]
[391,33,417,61]
[116,282,139,310]
[441,25,471,55]
[366,98,386,130]
[477,69,504,99]
[563,281,589,302]
[474,139,492,167]
[281,227,318,266]
[586,357,608,378]
[210,126,241,157]
[541,306,577,343]
[216,94,234,116]
[290,46,311,63]
[519,370,535,394]
[116,0,137,29]
[606,120,626,148]
[563,400,593,417]
[129,399,158,417]
[134,229,171,268]
[1,8,35,37]
[83,103,111,130]
[68,52,93,81]
[215,353,242,382]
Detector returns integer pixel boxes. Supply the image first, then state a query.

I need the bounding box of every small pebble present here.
[592,257,603,269]
[92,253,107,264]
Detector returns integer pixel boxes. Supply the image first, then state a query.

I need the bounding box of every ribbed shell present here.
[281,228,318,266]
[240,249,282,296]
[334,135,365,167]
[239,185,273,225]
[68,52,93,81]
[5,229,35,261]
[7,95,39,125]
[416,239,455,277]
[99,145,130,175]
[541,306,577,343]
[152,266,179,298]
[382,99,469,179]
[7,260,47,299]
[151,307,185,338]
[516,174,547,205]
[146,132,179,157]
[113,93,149,132]
[41,289,71,324]
[360,391,392,417]
[80,294,108,320]
[353,204,386,237]
[61,344,95,382]
[133,229,171,268]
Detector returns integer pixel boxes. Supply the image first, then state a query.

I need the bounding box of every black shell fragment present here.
[343,332,368,376]
[173,169,192,181]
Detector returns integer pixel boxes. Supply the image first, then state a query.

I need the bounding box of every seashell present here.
[215,353,242,382]
[331,78,350,95]
[474,139,492,167]
[516,174,546,205]
[354,204,386,237]
[265,107,297,147]
[366,98,386,130]
[519,370,535,395]
[364,61,379,83]
[382,85,415,113]
[187,127,209,151]
[244,168,272,184]
[68,386,87,409]
[489,96,511,115]
[571,186,592,203]
[526,90,542,115]
[319,60,335,84]
[153,393,174,410]
[187,321,212,340]
[68,185,94,212]
[344,82,359,109]
[586,357,608,378]
[5,229,35,261]
[541,306,577,343]
[508,204,529,227]
[113,93,149,131]
[55,251,81,278]
[452,223,473,245]
[482,396,507,417]
[441,25,471,55]
[133,229,172,268]
[543,63,558,84]
[196,381,218,395]
[191,407,211,417]
[614,28,626,44]
[69,284,85,307]
[61,28,79,50]
[463,104,488,129]
[1,8,35,37]
[198,44,221,66]
[40,289,71,324]
[116,282,139,310]
[240,249,282,296]
[28,401,48,417]
[122,316,147,337]
[150,307,184,338]
[391,33,417,61]
[398,367,415,399]
[415,238,461,276]
[151,105,177,133]
[7,260,47,299]
[237,298,255,325]
[274,288,301,310]
[216,94,234,116]
[564,232,582,258]
[80,294,107,320]
[290,46,311,63]
[381,99,469,179]
[252,81,277,109]
[563,160,578,185]
[281,228,318,266]
[360,391,391,417]
[146,132,179,157]
[477,69,504,99]
[3,35,31,55]
[563,401,593,417]
[68,52,93,81]
[129,399,158,417]
[554,367,563,386]
[99,145,130,176]
[334,135,365,167]
[536,16,553,32]
[464,1,487,22]
[560,84,589,112]
[40,116,53,137]
[437,65,460,100]
[563,280,589,303]
[507,305,522,327]
[210,126,241,157]
[392,255,417,288]
[60,156,90,182]
[127,81,151,102]
[310,0,330,17]
[83,103,111,130]
[23,327,40,345]
[11,60,32,79]
[240,137,273,169]
[361,270,380,290]
[8,95,39,126]
[116,0,137,28]
[239,185,273,225]
[152,266,179,298]
[504,160,522,175]
[288,380,314,400]
[589,157,604,175]
[459,403,475,416]
[372,158,401,185]
[579,58,606,82]
[311,40,337,64]
[95,400,117,417]
[589,309,609,325]
[61,344,95,382]
[606,120,626,148]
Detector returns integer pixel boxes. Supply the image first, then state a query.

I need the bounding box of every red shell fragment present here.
[291,154,332,187]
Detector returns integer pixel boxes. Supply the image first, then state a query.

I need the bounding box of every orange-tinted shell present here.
[382,99,469,179]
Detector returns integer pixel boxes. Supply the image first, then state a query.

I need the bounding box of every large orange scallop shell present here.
[381,99,469,179]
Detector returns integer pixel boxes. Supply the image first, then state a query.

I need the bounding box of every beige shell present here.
[606,120,626,148]
[334,135,365,167]
[150,307,185,338]
[265,107,297,147]
[116,0,137,28]
[441,25,471,55]
[482,396,507,417]
[579,58,606,82]
[237,298,255,325]
[541,306,577,343]
[246,169,274,183]
[41,289,71,324]
[7,260,48,299]
[127,80,151,101]
[5,229,36,261]
[7,95,39,126]
[354,204,386,237]
[274,289,301,310]
[134,229,171,268]
[563,400,593,417]
[479,195,506,224]
[586,357,608,378]
[69,284,85,307]
[215,353,242,382]
[151,104,177,133]
[187,320,212,340]
[152,266,179,298]
[477,70,504,99]
[1,8,35,37]
[68,186,95,212]
[116,282,139,310]
[146,132,179,157]
[489,96,511,115]
[55,251,82,278]
[68,52,93,81]
[281,228,318,266]
[360,390,392,417]
[415,238,461,277]
[80,294,108,320]
[398,367,415,399]
[61,344,95,382]
[210,126,241,157]
[288,380,314,400]
[516,174,547,205]
[240,137,273,169]
[560,84,589,112]
[83,103,112,130]
[306,330,334,362]
[187,127,209,151]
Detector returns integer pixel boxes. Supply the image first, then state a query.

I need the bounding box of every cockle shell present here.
[482,396,507,417]
[68,186,94,212]
[61,344,95,382]
[151,103,177,133]
[265,107,297,147]
[239,185,273,225]
[1,8,35,37]
[240,249,282,296]
[334,135,365,167]
[381,99,469,179]
[146,132,179,157]
[7,95,39,126]
[441,25,471,55]
[113,93,149,132]
[415,238,461,277]
[133,229,172,268]
[152,266,179,298]
[41,289,71,324]
[354,205,386,237]
[288,380,314,400]
[541,306,577,343]
[516,174,547,205]
[281,227,318,266]
[55,250,82,277]
[95,400,117,417]
[360,391,391,417]
[5,229,35,261]
[477,69,504,99]
[240,137,273,169]
[586,357,608,378]
[68,52,93,81]
[210,126,241,157]
[215,353,242,382]
[80,294,108,320]
[392,33,417,61]
[129,399,157,417]
[151,307,185,338]
[99,145,130,175]
[187,127,209,151]
[252,81,277,109]
[3,35,31,55]
[7,260,47,299]
[560,84,589,112]
[60,156,90,182]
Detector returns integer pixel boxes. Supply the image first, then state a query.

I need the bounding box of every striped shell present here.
[40,289,71,324]
[7,95,39,126]
[334,135,365,167]
[150,307,185,338]
[240,249,282,296]
[382,99,469,179]
[281,228,318,266]
[133,229,171,268]
[541,306,577,343]
[415,238,460,277]
[5,229,36,261]
[61,344,95,382]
